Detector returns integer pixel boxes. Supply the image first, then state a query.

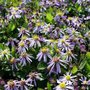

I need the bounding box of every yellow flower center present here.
[8,80,15,88]
[50,39,54,43]
[59,82,66,89]
[67,50,72,55]
[41,47,48,53]
[66,75,71,80]
[20,27,25,32]
[2,50,7,54]
[21,35,27,40]
[36,22,41,26]
[10,57,15,64]
[83,81,87,85]
[61,39,65,43]
[19,41,24,47]
[33,35,39,40]
[21,52,27,57]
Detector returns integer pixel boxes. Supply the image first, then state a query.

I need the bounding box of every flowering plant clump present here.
[0,0,90,90]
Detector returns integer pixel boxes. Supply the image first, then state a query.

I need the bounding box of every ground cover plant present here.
[0,0,90,90]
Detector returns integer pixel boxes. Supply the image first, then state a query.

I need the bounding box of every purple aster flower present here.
[37,47,52,62]
[9,57,19,70]
[18,27,30,37]
[55,80,74,90]
[53,27,64,38]
[7,7,22,20]
[4,80,18,90]
[45,39,58,47]
[80,77,90,85]
[58,36,74,51]
[80,44,86,53]
[18,40,28,53]
[17,79,33,90]
[59,72,76,85]
[18,52,33,66]
[64,49,77,61]
[27,72,43,86]
[47,56,68,75]
[6,38,19,47]
[29,35,41,48]
[22,0,31,4]
[42,23,54,34]
[85,31,90,40]
[0,77,5,85]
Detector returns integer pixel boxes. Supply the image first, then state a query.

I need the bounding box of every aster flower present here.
[29,35,41,48]
[37,47,52,62]
[45,39,58,47]
[18,52,33,66]
[22,0,31,4]
[7,7,22,20]
[18,40,28,53]
[47,56,68,75]
[85,31,90,40]
[6,38,18,47]
[9,57,18,70]
[27,72,43,86]
[64,49,77,61]
[4,80,18,90]
[80,77,90,85]
[0,48,11,60]
[53,27,64,38]
[58,36,74,51]
[59,72,76,85]
[33,20,44,33]
[55,80,74,90]
[18,27,30,37]
[17,79,33,90]
[42,23,54,34]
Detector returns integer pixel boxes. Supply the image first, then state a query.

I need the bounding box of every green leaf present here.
[8,22,16,31]
[37,62,47,70]
[46,13,53,22]
[86,52,90,59]
[71,65,78,74]
[47,82,52,90]
[37,88,43,90]
[86,63,90,71]
[79,60,87,70]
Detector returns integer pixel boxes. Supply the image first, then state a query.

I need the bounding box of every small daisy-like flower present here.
[47,56,68,75]
[80,77,90,85]
[18,52,33,66]
[55,80,74,90]
[18,40,28,53]
[6,38,18,47]
[18,27,30,37]
[58,36,72,51]
[59,72,76,84]
[0,48,11,60]
[29,35,41,48]
[37,47,52,62]
[7,7,22,20]
[9,57,18,70]
[85,31,90,40]
[27,72,43,86]
[45,39,58,47]
[4,80,18,90]
[22,0,31,4]
[65,49,77,61]
[17,79,33,90]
